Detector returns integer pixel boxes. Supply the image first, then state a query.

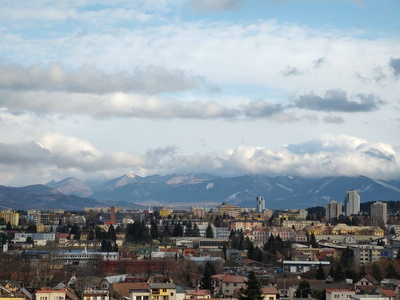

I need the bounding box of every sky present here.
[0,0,400,186]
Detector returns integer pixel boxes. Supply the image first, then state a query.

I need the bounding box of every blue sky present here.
[0,0,399,185]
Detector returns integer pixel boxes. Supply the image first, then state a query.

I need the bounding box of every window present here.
[234,283,237,287]
[143,297,149,300]
[137,297,142,300]
[162,289,167,292]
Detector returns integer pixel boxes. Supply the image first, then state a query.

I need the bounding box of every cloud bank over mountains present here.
[0,134,398,186]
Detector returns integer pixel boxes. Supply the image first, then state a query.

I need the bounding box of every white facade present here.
[344,190,360,216]
[256,196,265,213]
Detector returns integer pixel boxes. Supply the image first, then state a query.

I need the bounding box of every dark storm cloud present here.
[295,89,385,112]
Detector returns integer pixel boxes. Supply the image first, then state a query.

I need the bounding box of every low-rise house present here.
[354,276,380,293]
[83,287,109,300]
[325,289,355,300]
[184,289,211,299]
[212,274,246,298]
[262,286,279,300]
[149,283,176,300]
[35,287,79,300]
[129,283,150,300]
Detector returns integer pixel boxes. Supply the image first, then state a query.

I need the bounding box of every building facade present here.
[326,201,342,221]
[344,190,360,216]
[256,196,265,213]
[371,201,387,225]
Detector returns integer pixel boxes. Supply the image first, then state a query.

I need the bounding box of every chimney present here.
[111,207,116,224]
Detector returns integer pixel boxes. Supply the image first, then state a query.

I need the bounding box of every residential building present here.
[352,245,384,266]
[129,283,150,300]
[371,201,388,226]
[0,210,19,226]
[83,287,110,300]
[184,289,211,299]
[212,274,246,298]
[149,283,176,300]
[283,260,330,273]
[325,289,355,300]
[344,190,360,216]
[262,286,279,300]
[159,208,173,218]
[282,220,321,231]
[229,220,263,231]
[326,201,342,221]
[256,196,265,213]
[218,203,241,218]
[215,227,230,239]
[35,287,79,300]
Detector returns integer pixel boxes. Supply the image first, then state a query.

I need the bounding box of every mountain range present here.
[2,173,400,211]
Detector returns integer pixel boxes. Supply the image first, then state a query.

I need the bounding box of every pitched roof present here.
[114,283,148,298]
[185,289,211,296]
[262,286,278,295]
[380,289,396,297]
[222,275,246,283]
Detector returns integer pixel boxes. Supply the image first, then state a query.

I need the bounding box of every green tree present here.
[193,223,200,237]
[185,221,193,237]
[315,263,325,280]
[162,223,170,238]
[172,222,184,237]
[396,250,400,260]
[200,261,216,294]
[334,264,345,282]
[88,228,95,240]
[340,247,354,268]
[107,225,116,242]
[372,263,382,282]
[206,223,214,238]
[5,222,12,231]
[386,262,396,279]
[239,270,263,300]
[359,265,366,278]
[390,227,396,235]
[26,223,37,233]
[295,281,310,298]
[70,224,81,240]
[310,233,319,248]
[150,219,159,239]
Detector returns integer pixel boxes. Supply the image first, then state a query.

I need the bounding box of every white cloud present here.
[0,134,399,186]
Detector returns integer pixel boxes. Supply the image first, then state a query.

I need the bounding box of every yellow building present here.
[0,210,19,226]
[159,208,173,218]
[149,283,176,300]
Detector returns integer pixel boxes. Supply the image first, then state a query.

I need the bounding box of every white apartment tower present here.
[325,200,342,221]
[344,190,360,216]
[371,201,387,225]
[256,196,265,213]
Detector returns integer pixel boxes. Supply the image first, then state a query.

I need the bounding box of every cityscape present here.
[1,1,400,300]
[1,189,400,300]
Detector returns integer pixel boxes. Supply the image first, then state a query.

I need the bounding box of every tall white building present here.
[256,196,265,213]
[371,201,387,225]
[344,190,360,216]
[326,200,342,221]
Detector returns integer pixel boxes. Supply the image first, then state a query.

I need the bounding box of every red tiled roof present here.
[262,287,278,295]
[381,289,396,297]
[222,275,246,283]
[185,289,211,296]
